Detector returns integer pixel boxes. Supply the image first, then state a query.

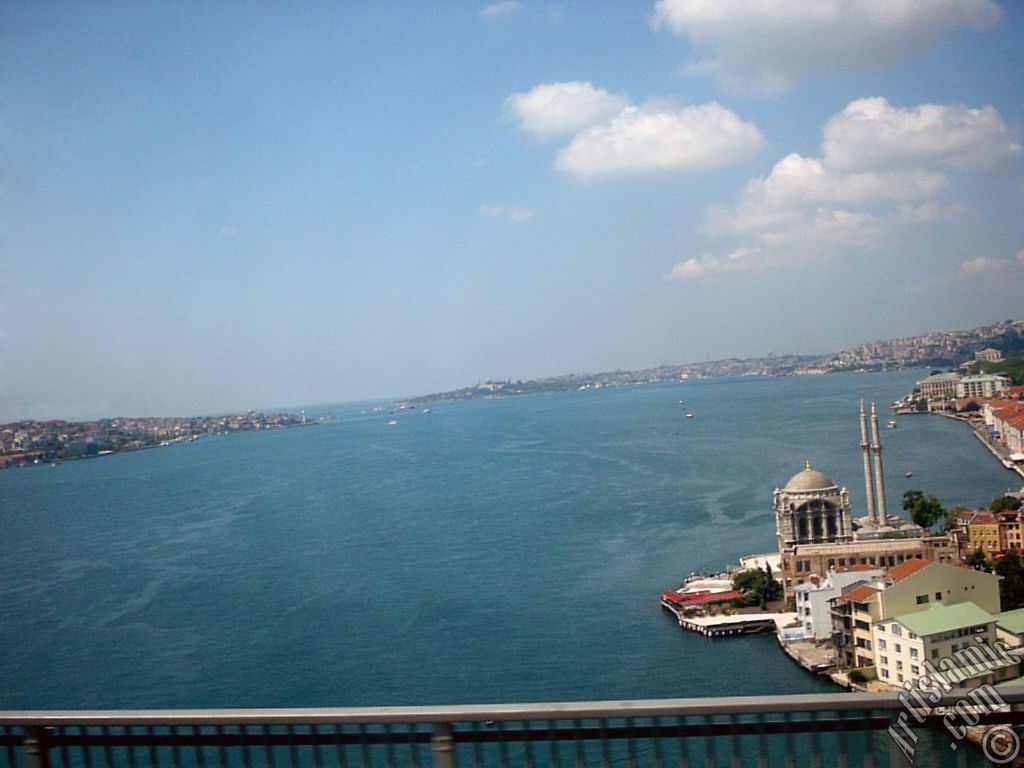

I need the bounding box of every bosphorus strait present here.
[0,371,1016,710]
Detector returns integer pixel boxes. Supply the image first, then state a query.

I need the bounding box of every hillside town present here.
[0,410,315,469]
[414,318,1024,403]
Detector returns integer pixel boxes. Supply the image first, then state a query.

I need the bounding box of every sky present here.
[2,0,1023,420]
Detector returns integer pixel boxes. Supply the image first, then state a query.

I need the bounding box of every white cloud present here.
[554,101,765,178]
[667,246,764,280]
[480,1,522,20]
[705,153,947,236]
[505,82,630,136]
[675,97,1017,281]
[823,98,1022,172]
[960,255,1019,275]
[651,0,1001,93]
[480,204,536,222]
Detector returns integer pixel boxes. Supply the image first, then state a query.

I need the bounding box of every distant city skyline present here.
[3,1,1022,421]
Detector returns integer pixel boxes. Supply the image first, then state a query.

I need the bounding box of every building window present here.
[911,665,919,675]
[898,673,904,682]
[893,626,901,636]
[878,639,887,650]
[896,661,903,671]
[895,644,902,653]
[880,656,888,666]
[932,648,940,659]
[916,594,929,605]
[935,592,942,600]
[910,648,918,658]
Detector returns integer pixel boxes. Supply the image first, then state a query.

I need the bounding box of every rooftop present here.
[892,602,995,637]
[784,462,838,492]
[882,558,931,583]
[996,607,1024,635]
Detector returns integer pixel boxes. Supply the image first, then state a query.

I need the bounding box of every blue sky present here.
[3,1,1023,420]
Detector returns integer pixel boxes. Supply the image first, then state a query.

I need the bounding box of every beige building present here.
[780,537,957,598]
[872,603,1018,688]
[835,560,1000,670]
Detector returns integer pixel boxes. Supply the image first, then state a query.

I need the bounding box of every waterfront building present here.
[777,403,939,598]
[773,463,853,551]
[793,566,883,640]
[958,373,1011,400]
[833,560,1002,671]
[984,399,1024,457]
[917,372,961,409]
[872,603,1018,688]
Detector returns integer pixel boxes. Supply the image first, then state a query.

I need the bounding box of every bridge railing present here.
[3,686,1024,768]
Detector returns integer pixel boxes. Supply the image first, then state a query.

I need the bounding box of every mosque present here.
[774,402,956,598]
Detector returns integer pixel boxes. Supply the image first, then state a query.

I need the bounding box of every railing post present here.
[431,723,456,768]
[23,727,50,768]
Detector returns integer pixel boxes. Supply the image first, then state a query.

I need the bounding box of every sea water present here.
[0,370,1017,709]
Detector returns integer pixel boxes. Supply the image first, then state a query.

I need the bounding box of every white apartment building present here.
[872,602,1019,688]
[794,567,883,639]
[958,374,1011,400]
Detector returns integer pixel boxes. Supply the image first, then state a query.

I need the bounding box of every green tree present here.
[967,549,991,572]
[996,551,1024,611]
[732,568,782,607]
[902,490,923,512]
[902,490,944,530]
[992,496,1023,513]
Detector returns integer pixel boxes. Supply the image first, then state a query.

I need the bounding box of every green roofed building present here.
[995,607,1024,647]
[872,602,1020,688]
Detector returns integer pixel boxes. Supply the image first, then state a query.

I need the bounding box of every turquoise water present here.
[0,370,1018,709]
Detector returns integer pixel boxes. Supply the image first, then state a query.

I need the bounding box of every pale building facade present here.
[872,603,1018,688]
[794,567,883,640]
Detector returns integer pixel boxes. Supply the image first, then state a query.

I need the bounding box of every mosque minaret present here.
[773,403,947,599]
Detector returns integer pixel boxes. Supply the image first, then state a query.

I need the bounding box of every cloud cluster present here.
[480,204,536,222]
[506,82,764,178]
[505,82,629,136]
[960,253,1024,275]
[479,1,522,20]
[669,97,1020,280]
[651,0,1001,93]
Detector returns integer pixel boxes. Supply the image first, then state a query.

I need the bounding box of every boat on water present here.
[905,471,913,477]
[387,420,398,427]
[686,413,694,419]
[887,419,897,429]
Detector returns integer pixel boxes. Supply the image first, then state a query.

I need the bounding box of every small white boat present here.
[686,413,694,419]
[905,471,912,478]
[387,420,398,427]
[887,420,897,429]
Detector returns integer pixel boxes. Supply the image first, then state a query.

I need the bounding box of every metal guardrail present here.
[3,687,1024,768]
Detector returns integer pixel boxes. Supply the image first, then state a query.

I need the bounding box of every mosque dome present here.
[784,462,838,492]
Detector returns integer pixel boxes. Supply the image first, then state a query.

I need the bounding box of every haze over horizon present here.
[3,1,1022,422]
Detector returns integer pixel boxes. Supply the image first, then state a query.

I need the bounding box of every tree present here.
[911,495,945,530]
[902,490,944,530]
[967,549,990,572]
[902,490,924,512]
[996,551,1024,611]
[992,496,1023,514]
[732,568,782,607]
